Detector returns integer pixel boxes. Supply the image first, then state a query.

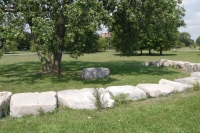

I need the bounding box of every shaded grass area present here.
[0,60,188,93]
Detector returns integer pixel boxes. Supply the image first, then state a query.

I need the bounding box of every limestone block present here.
[0,92,12,118]
[106,85,146,100]
[10,91,57,117]
[81,67,110,80]
[191,72,200,78]
[136,84,175,97]
[159,79,192,92]
[174,77,200,85]
[57,88,114,109]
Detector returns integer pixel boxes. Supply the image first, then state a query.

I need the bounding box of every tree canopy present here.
[0,0,108,73]
[179,32,194,47]
[111,0,185,55]
[0,0,186,73]
[196,36,200,46]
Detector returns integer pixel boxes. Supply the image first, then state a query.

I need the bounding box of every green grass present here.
[0,50,200,132]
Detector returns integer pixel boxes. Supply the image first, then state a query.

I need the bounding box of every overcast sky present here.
[179,0,200,41]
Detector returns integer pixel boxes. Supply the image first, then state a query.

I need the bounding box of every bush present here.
[97,37,107,51]
[112,93,129,107]
[1,100,10,117]
[30,40,36,52]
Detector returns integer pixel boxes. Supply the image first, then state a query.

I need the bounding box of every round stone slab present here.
[136,84,175,97]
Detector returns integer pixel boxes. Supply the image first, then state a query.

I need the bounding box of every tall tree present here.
[196,36,200,46]
[0,0,108,73]
[179,32,193,47]
[110,0,185,55]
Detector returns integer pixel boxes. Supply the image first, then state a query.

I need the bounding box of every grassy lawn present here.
[0,50,200,132]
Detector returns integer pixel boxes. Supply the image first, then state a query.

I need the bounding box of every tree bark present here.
[160,49,163,55]
[149,49,151,55]
[140,49,143,55]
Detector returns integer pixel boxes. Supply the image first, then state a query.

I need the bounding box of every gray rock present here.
[191,72,200,78]
[81,67,110,79]
[57,88,114,109]
[159,79,192,92]
[0,92,12,118]
[174,77,200,85]
[106,85,146,100]
[136,84,175,97]
[10,91,57,117]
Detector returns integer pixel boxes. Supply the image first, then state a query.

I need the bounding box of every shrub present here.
[1,100,10,117]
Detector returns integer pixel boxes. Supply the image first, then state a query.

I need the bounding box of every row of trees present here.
[0,0,186,73]
[175,32,200,49]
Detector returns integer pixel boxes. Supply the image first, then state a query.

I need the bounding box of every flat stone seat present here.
[159,79,192,92]
[136,84,175,97]
[81,67,110,80]
[57,88,114,109]
[191,72,200,78]
[10,91,57,117]
[174,77,200,85]
[106,85,146,100]
[0,91,12,118]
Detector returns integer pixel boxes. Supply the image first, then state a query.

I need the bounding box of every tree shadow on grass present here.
[0,60,180,87]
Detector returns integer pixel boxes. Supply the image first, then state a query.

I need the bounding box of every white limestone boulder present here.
[191,72,200,78]
[57,88,114,109]
[10,91,57,117]
[174,77,200,85]
[186,63,195,72]
[159,59,167,66]
[159,79,192,92]
[106,85,146,100]
[136,84,175,97]
[81,67,110,80]
[0,91,12,118]
[163,60,175,67]
[175,61,187,71]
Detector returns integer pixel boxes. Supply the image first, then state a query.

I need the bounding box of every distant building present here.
[101,32,111,38]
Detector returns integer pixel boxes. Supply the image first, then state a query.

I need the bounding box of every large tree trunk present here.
[148,49,152,55]
[160,49,163,55]
[39,19,66,74]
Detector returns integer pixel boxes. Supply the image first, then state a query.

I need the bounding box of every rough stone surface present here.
[106,85,146,100]
[174,77,200,85]
[159,79,192,92]
[57,88,114,109]
[81,67,110,80]
[191,72,200,78]
[0,92,12,118]
[136,84,175,97]
[10,91,57,117]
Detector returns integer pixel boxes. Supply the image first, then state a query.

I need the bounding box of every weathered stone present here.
[10,91,57,117]
[106,85,146,100]
[159,59,167,66]
[191,72,200,78]
[152,61,161,67]
[175,61,187,71]
[57,88,114,109]
[142,62,151,66]
[136,84,175,97]
[163,60,175,67]
[186,63,195,72]
[174,77,200,85]
[0,92,12,118]
[159,79,192,92]
[81,67,110,79]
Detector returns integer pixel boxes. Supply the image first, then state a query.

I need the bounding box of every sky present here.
[179,0,200,41]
